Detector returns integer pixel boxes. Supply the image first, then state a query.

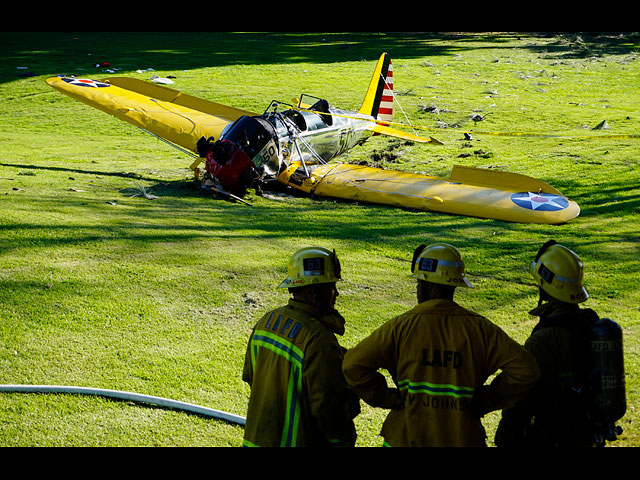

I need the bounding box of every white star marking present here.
[526,192,565,210]
[511,191,568,211]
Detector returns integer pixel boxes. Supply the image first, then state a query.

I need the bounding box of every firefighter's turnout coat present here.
[342,299,540,446]
[242,299,359,447]
[495,301,597,446]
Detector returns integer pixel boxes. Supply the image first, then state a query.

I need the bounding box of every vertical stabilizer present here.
[358,53,394,124]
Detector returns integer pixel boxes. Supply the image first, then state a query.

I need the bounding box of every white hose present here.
[0,384,246,426]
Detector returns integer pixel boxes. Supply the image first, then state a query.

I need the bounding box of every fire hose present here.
[0,384,245,426]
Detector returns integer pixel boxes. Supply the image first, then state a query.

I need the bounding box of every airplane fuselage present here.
[268,107,374,165]
[210,100,376,189]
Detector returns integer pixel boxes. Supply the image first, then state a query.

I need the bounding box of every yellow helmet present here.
[410,243,473,288]
[278,247,342,289]
[529,240,588,303]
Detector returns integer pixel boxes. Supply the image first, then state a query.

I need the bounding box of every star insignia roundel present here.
[62,78,111,88]
[511,192,569,211]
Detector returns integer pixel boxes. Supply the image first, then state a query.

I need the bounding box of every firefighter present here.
[242,247,360,447]
[495,240,607,447]
[342,243,540,447]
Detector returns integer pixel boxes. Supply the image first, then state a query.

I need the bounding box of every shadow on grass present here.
[546,176,640,218]
[2,32,638,85]
[1,167,638,276]
[0,161,160,182]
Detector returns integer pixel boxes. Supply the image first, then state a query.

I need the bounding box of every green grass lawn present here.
[1,32,638,446]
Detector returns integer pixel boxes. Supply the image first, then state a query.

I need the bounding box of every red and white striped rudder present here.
[377,59,394,124]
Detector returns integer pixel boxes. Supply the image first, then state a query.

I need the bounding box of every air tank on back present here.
[589,317,626,446]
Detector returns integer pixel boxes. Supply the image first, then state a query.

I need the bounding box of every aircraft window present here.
[309,99,333,127]
[284,110,306,131]
[300,111,328,131]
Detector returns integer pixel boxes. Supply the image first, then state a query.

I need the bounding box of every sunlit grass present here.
[1,32,638,446]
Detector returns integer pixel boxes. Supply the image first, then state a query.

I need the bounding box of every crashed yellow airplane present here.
[46,53,579,224]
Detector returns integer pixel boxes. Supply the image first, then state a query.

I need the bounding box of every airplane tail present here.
[359,53,394,124]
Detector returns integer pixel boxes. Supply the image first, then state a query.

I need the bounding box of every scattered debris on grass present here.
[120,185,159,200]
[593,120,611,130]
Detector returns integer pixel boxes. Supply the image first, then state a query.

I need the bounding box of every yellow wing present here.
[278,162,580,224]
[46,76,256,153]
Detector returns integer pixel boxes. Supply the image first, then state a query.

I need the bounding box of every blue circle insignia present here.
[511,192,569,211]
[62,78,110,88]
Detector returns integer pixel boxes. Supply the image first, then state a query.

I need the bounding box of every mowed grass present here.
[0,32,638,446]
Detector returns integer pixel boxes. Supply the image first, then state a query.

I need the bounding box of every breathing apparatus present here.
[530,240,626,446]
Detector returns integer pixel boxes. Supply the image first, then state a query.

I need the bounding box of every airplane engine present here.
[200,115,282,194]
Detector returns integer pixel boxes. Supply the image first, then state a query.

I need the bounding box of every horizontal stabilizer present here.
[371,123,444,144]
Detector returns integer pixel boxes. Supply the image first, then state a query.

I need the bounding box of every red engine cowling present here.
[205,139,257,196]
